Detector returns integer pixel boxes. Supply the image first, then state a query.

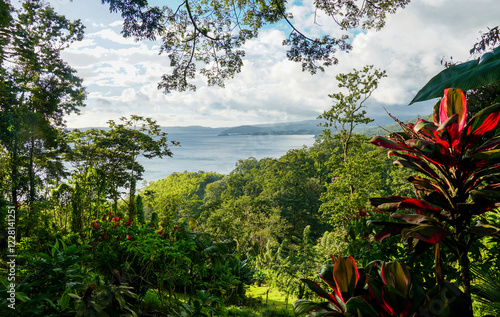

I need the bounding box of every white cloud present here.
[89,29,140,46]
[58,0,500,128]
[109,20,123,27]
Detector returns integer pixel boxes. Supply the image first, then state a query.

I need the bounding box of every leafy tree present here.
[64,128,109,223]
[50,182,74,232]
[136,194,145,224]
[0,0,85,234]
[201,195,287,255]
[466,27,500,117]
[142,171,223,222]
[319,138,412,227]
[261,148,328,238]
[66,116,179,219]
[105,115,179,218]
[99,0,409,92]
[255,226,321,304]
[319,65,386,161]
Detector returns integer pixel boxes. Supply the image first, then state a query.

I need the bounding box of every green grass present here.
[246,285,294,313]
[136,286,295,316]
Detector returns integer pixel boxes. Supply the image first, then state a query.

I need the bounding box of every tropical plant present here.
[293,256,467,317]
[410,46,500,104]
[471,265,500,316]
[0,239,90,316]
[369,86,500,316]
[68,270,138,317]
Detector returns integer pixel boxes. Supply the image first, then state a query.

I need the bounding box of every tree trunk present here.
[25,135,36,236]
[10,136,18,210]
[128,177,136,220]
[457,241,473,317]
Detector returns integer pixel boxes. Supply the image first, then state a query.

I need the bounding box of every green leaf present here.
[293,299,340,316]
[381,262,411,298]
[60,288,72,310]
[298,278,337,305]
[380,284,411,315]
[469,223,500,237]
[367,220,415,242]
[369,196,406,211]
[411,46,500,104]
[389,151,440,180]
[332,256,359,302]
[319,263,336,291]
[345,297,379,316]
[15,292,30,302]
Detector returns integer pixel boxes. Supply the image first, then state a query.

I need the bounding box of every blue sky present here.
[33,0,500,128]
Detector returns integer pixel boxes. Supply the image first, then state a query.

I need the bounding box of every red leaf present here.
[370,136,409,151]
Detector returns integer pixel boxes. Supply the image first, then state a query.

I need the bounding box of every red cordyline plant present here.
[294,256,467,317]
[368,88,500,316]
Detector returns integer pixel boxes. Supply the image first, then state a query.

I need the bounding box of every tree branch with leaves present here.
[101,0,409,92]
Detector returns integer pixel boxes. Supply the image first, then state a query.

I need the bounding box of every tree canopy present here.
[101,0,411,92]
[0,0,85,219]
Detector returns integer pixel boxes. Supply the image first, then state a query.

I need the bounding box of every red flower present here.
[126,234,131,240]
[125,219,132,226]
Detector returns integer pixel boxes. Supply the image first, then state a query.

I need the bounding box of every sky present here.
[35,0,500,128]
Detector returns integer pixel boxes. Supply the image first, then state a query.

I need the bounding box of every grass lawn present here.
[246,285,295,312]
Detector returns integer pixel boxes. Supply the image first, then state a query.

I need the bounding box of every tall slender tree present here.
[105,116,179,219]
[318,65,386,161]
[0,0,85,233]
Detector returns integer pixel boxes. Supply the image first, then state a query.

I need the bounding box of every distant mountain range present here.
[218,120,323,136]
[215,116,426,137]
[79,115,427,138]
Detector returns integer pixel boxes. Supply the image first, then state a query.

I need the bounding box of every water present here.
[138,129,316,184]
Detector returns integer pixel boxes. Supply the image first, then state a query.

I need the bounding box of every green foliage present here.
[69,271,138,317]
[0,0,85,232]
[88,212,254,308]
[0,239,90,316]
[136,195,145,224]
[411,46,500,104]
[319,138,413,228]
[143,171,223,222]
[100,0,408,92]
[65,116,179,217]
[255,226,324,302]
[471,265,500,316]
[319,65,387,160]
[202,195,287,255]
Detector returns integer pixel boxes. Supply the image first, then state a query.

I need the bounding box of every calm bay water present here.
[138,129,316,184]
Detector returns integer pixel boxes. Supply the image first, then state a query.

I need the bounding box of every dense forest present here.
[2,0,500,316]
